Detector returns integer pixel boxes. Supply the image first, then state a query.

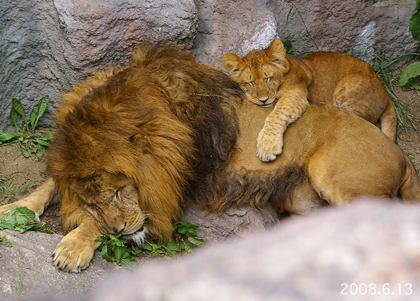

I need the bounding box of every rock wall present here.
[0,0,418,130]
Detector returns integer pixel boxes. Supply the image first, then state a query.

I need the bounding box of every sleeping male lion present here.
[0,43,418,272]
[223,39,397,162]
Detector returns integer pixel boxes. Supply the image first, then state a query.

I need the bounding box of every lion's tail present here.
[379,99,398,142]
[399,156,420,202]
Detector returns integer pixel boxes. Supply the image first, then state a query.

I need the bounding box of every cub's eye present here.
[246,81,254,87]
[264,77,273,83]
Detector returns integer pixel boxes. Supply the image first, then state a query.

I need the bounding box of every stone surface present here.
[0,229,119,300]
[82,201,420,301]
[1,0,419,130]
[194,0,419,69]
[184,204,280,245]
[0,0,197,131]
[0,205,278,300]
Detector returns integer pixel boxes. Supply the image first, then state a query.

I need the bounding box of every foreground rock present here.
[0,205,278,300]
[82,201,420,300]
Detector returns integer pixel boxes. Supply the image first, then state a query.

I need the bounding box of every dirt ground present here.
[1,66,420,236]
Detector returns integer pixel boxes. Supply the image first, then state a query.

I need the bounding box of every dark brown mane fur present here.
[47,42,248,237]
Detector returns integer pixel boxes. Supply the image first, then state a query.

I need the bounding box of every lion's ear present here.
[222,53,243,77]
[266,39,288,68]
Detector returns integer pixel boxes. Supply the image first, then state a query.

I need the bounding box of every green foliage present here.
[369,52,420,133]
[0,234,12,247]
[399,62,420,89]
[283,40,295,54]
[0,98,53,157]
[410,0,420,39]
[398,2,420,90]
[96,218,204,269]
[0,206,47,233]
[96,234,139,268]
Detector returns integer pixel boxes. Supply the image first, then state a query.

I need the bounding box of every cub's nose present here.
[259,97,269,103]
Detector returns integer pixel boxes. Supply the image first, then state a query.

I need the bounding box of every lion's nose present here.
[112,227,123,234]
[105,221,126,235]
[260,97,268,103]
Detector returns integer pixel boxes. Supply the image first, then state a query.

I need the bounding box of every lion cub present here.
[223,39,397,162]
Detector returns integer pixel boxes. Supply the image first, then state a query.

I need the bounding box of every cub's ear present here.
[222,53,243,77]
[266,39,289,69]
[129,134,148,144]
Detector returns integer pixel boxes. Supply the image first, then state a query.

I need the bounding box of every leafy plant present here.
[410,0,420,39]
[0,206,47,233]
[96,234,139,268]
[96,218,204,268]
[400,61,420,90]
[398,0,420,89]
[0,234,12,247]
[366,51,420,133]
[0,97,53,157]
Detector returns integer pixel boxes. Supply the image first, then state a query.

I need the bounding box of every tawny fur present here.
[223,39,397,162]
[0,42,418,273]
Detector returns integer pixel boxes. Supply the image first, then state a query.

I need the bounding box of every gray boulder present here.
[0,0,197,131]
[194,0,419,69]
[88,200,420,301]
[0,205,277,300]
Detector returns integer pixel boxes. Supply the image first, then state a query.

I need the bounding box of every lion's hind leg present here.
[332,73,397,141]
[0,177,59,221]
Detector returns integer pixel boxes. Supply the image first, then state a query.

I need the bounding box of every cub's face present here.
[67,172,148,245]
[234,63,286,107]
[222,39,290,107]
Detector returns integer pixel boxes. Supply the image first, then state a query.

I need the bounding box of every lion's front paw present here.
[52,230,98,273]
[256,128,283,162]
[0,201,40,221]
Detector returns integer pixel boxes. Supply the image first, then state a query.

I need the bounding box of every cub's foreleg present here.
[257,85,309,162]
[0,177,59,221]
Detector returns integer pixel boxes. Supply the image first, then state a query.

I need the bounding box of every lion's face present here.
[222,39,290,107]
[67,172,148,244]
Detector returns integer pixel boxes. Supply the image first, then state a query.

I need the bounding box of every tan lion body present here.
[223,39,397,162]
[0,43,418,273]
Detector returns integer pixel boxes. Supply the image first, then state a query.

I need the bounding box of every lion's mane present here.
[47,43,243,240]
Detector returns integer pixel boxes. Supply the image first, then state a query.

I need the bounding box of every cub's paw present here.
[52,230,98,273]
[256,128,283,162]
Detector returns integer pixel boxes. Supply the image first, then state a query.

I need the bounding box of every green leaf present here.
[36,98,47,119]
[0,235,12,247]
[118,253,137,268]
[12,98,27,122]
[29,110,37,133]
[187,236,204,246]
[6,206,35,224]
[410,10,420,40]
[408,79,420,90]
[114,245,127,263]
[20,147,30,158]
[35,138,51,146]
[0,207,45,234]
[283,39,295,54]
[0,132,23,142]
[33,98,48,131]
[400,62,420,86]
[43,132,54,140]
[10,108,18,130]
